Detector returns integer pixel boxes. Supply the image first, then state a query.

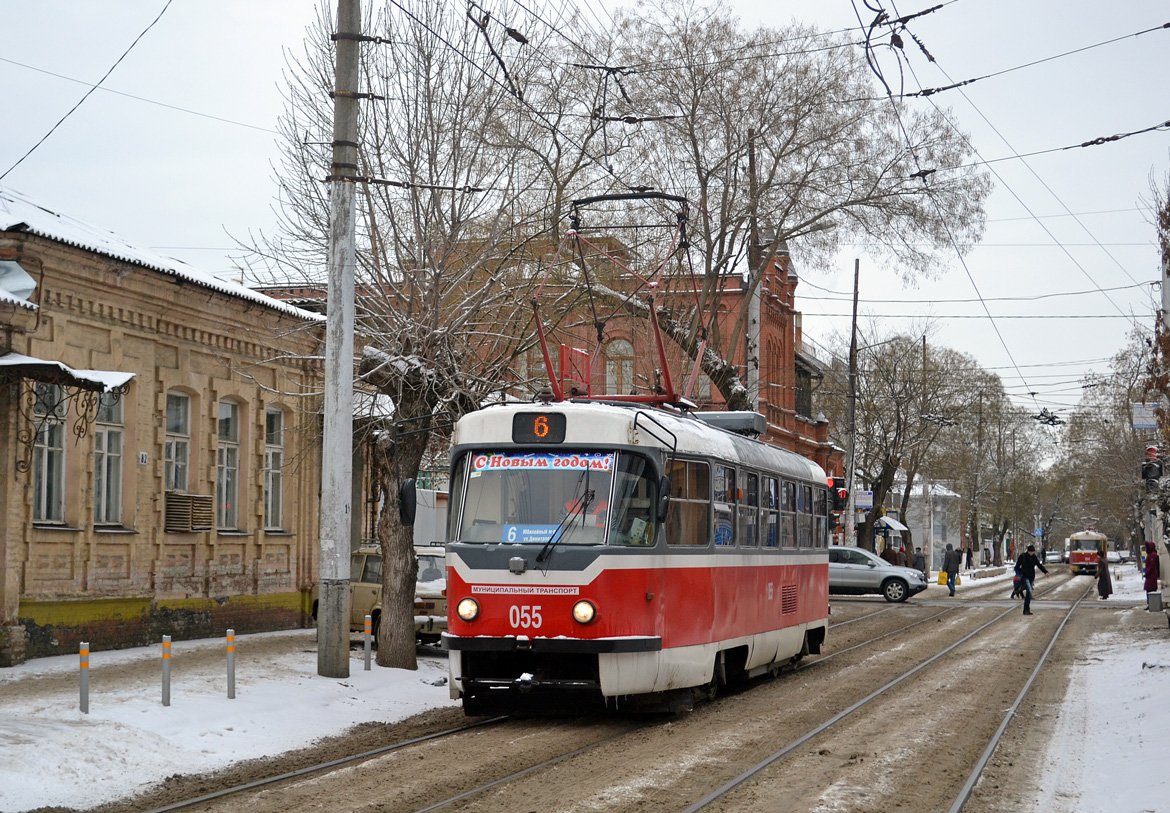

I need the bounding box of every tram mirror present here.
[657,475,672,521]
[399,478,417,527]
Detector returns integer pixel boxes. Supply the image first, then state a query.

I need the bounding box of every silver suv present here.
[828,545,929,603]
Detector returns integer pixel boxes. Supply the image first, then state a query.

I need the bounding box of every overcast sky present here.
[1,0,1167,420]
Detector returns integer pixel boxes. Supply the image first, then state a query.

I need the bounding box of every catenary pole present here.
[845,259,859,547]
[318,0,360,679]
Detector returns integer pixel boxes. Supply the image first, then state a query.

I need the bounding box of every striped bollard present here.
[226,629,236,699]
[162,635,172,707]
[79,642,89,714]
[363,614,372,671]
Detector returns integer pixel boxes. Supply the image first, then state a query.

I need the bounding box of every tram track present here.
[108,570,1125,813]
[681,580,1096,812]
[121,588,1075,813]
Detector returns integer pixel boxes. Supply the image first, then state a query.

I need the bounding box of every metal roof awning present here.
[0,353,135,392]
[877,516,909,532]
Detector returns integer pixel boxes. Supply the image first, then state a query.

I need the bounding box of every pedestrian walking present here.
[912,546,926,579]
[1144,541,1160,596]
[964,546,974,570]
[1010,570,1023,599]
[943,543,962,596]
[1015,544,1048,615]
[880,544,899,565]
[1096,549,1112,599]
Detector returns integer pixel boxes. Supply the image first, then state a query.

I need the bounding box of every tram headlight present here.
[572,600,597,625]
[456,597,480,622]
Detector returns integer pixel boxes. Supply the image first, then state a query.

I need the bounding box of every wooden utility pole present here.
[318,0,361,679]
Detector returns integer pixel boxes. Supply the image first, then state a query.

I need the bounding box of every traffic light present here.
[1143,446,1162,487]
[827,476,848,512]
[1142,459,1162,486]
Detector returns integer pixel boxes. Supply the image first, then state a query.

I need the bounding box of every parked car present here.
[828,545,929,603]
[312,545,448,646]
[1045,549,1061,564]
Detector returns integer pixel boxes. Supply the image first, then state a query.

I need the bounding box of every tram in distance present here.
[440,401,832,714]
[1067,530,1107,576]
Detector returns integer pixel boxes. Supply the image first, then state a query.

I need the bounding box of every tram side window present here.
[813,487,828,549]
[713,465,736,546]
[609,454,657,546]
[666,459,710,546]
[797,483,813,547]
[738,472,759,547]
[780,479,796,548]
[763,476,779,548]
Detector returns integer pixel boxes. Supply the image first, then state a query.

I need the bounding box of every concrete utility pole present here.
[318,0,361,679]
[845,258,859,547]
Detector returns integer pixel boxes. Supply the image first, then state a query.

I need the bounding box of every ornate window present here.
[33,383,66,523]
[264,407,284,529]
[165,392,190,491]
[94,392,123,525]
[605,339,634,395]
[217,400,240,529]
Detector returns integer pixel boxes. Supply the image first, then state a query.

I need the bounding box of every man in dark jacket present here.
[1015,544,1049,615]
[942,543,962,596]
[912,546,927,578]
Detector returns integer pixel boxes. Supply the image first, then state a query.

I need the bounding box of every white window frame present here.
[264,407,284,530]
[94,392,124,525]
[33,383,66,523]
[605,339,635,395]
[217,400,240,529]
[165,392,190,492]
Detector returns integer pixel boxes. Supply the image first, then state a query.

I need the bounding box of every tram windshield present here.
[455,451,657,546]
[1070,537,1102,552]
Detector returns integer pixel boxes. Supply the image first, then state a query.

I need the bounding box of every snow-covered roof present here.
[0,352,134,392]
[0,186,323,323]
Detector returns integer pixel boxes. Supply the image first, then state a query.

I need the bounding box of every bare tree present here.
[588,0,992,406]
[250,0,611,668]
[817,326,982,551]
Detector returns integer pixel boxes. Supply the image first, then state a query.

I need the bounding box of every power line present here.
[798,278,1154,304]
[0,56,279,135]
[1,0,175,182]
[907,20,1170,99]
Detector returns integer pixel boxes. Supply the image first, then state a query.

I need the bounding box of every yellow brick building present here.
[0,187,324,665]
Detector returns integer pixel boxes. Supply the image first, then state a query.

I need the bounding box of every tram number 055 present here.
[509,605,543,629]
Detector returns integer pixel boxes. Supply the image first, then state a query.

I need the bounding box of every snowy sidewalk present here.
[0,630,456,811]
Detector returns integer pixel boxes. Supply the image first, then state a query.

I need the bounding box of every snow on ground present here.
[0,634,457,811]
[0,563,1165,813]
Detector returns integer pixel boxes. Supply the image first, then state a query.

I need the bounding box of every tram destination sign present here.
[512,412,567,443]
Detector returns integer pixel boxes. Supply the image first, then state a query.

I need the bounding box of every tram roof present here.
[453,401,827,484]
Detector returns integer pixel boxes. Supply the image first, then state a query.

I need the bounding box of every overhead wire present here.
[0,0,176,182]
[849,0,1041,414]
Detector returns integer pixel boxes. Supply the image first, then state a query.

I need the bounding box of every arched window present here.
[165,391,190,492]
[264,407,284,529]
[217,400,240,529]
[605,339,634,395]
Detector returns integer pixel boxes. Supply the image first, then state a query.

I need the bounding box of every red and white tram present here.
[1068,530,1106,576]
[441,401,831,714]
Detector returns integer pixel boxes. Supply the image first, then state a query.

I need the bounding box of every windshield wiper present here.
[536,471,592,564]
